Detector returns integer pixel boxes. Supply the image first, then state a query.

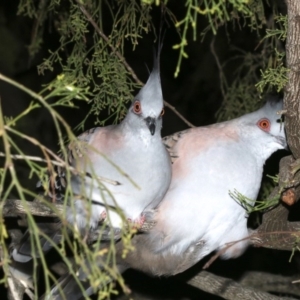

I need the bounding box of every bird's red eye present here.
[133,101,142,114]
[257,118,270,132]
[160,108,165,116]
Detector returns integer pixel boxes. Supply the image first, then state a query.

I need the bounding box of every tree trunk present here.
[285,0,300,158]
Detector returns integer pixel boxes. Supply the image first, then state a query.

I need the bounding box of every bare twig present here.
[163,101,195,128]
[75,0,195,128]
[203,236,251,269]
[210,37,226,100]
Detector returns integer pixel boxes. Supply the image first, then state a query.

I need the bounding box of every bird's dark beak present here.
[145,117,156,135]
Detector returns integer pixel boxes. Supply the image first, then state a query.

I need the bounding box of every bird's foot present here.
[127,214,146,230]
[127,210,157,232]
[100,210,107,222]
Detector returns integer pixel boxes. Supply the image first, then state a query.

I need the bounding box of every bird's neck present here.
[120,120,159,147]
[241,135,276,166]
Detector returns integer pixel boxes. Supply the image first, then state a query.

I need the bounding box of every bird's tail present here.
[40,252,129,300]
[12,221,62,263]
[9,221,63,299]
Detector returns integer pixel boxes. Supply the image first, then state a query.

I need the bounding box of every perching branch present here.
[187,271,297,300]
[239,271,300,297]
[2,199,63,218]
[2,199,155,237]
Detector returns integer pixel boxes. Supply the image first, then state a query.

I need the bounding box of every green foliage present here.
[265,14,287,41]
[289,239,300,263]
[229,189,281,214]
[230,173,281,214]
[22,0,155,127]
[214,4,287,121]
[256,50,288,93]
[216,50,265,121]
[173,0,267,77]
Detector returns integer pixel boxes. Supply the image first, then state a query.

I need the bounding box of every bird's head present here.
[240,96,286,158]
[124,51,165,138]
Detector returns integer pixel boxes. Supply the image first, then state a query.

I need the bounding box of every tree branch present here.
[2,199,155,240]
[3,199,62,218]
[187,271,297,300]
[239,271,300,297]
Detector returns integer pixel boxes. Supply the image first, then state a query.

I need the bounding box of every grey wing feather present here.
[40,273,92,300]
[13,127,98,263]
[162,129,189,164]
[36,126,99,202]
[41,254,128,300]
[12,222,62,263]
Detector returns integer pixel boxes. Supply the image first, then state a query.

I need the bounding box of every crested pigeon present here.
[122,98,286,276]
[12,51,172,265]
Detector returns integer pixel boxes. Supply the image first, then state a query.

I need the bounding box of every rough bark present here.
[187,271,296,300]
[115,271,300,300]
[239,271,300,297]
[254,156,300,251]
[2,199,63,217]
[284,0,300,158]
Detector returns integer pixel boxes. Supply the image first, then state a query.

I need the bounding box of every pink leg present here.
[100,210,107,221]
[127,214,145,229]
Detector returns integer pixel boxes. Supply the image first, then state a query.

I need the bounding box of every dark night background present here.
[0,1,299,299]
